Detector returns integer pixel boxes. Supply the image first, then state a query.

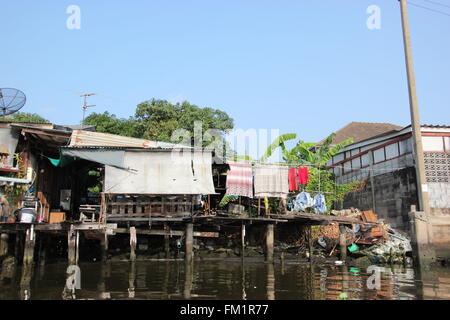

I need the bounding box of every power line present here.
[421,0,450,10]
[410,1,450,17]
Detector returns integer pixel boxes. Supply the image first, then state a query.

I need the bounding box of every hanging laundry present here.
[254,165,289,199]
[226,162,254,198]
[298,167,309,185]
[313,194,327,214]
[293,191,313,212]
[288,167,299,191]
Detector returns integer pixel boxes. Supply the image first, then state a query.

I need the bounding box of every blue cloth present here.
[313,194,327,214]
[293,192,313,212]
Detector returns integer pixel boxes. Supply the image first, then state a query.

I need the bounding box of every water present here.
[1,259,450,300]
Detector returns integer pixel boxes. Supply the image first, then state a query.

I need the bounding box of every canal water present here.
[1,259,449,300]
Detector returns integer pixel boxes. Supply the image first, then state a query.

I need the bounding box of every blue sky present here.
[1,0,449,148]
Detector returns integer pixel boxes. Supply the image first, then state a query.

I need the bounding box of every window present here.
[351,157,361,170]
[333,153,344,163]
[343,161,352,174]
[351,148,360,157]
[385,142,399,159]
[399,138,412,155]
[361,153,370,167]
[423,136,444,152]
[373,148,385,163]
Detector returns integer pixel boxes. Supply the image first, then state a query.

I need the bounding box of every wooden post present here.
[241,223,246,258]
[164,223,170,259]
[23,226,36,266]
[130,227,137,263]
[185,223,194,265]
[258,198,261,216]
[266,224,274,264]
[339,224,347,262]
[67,225,77,265]
[0,233,9,257]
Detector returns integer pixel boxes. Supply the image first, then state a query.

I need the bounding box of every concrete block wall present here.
[428,183,450,210]
[342,167,418,233]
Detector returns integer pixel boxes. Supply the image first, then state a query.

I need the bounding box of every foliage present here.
[303,167,360,214]
[135,99,234,144]
[84,99,234,148]
[261,132,354,167]
[0,112,49,123]
[84,111,140,138]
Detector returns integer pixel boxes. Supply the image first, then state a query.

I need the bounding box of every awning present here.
[0,176,31,185]
[104,150,216,195]
[60,148,127,169]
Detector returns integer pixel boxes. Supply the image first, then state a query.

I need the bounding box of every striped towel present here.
[254,165,289,199]
[226,162,254,198]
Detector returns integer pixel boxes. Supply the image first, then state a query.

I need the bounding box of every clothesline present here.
[225,157,410,173]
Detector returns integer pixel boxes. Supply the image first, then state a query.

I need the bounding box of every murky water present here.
[1,259,450,300]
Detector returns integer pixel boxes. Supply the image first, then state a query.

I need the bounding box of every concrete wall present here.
[343,167,418,233]
[428,183,450,209]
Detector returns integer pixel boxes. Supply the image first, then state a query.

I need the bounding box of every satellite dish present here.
[0,88,27,116]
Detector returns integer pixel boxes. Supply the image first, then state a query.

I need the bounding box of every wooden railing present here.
[101,194,195,221]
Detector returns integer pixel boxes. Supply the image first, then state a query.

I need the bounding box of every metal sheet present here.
[61,149,126,169]
[104,150,215,195]
[70,130,158,148]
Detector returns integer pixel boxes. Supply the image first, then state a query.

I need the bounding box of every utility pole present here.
[399,0,429,213]
[399,0,435,265]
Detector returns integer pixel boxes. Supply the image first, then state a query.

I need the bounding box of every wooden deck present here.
[268,212,376,226]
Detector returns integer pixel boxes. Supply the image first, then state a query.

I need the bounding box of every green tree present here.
[135,99,234,144]
[261,133,354,167]
[0,112,49,123]
[84,112,141,138]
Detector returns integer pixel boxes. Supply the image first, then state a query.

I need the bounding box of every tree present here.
[84,112,140,138]
[261,133,354,167]
[135,99,234,144]
[0,112,49,123]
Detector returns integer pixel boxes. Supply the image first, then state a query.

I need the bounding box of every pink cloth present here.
[298,167,309,185]
[226,162,254,198]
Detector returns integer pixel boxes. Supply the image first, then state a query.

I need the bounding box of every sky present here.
[1,0,450,157]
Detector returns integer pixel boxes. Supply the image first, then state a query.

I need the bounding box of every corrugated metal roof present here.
[69,130,193,149]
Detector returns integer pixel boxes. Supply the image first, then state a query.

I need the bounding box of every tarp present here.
[0,127,19,168]
[60,149,126,169]
[104,150,216,195]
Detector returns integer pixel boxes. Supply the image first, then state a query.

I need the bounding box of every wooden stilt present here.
[164,223,170,259]
[0,233,9,257]
[67,225,77,265]
[130,227,137,263]
[266,224,274,264]
[258,198,261,216]
[339,224,347,262]
[185,223,194,264]
[23,226,36,266]
[14,232,22,261]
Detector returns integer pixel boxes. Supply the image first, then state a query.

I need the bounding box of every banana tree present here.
[261,132,353,167]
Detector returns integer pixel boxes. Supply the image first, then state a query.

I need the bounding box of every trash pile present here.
[329,208,412,265]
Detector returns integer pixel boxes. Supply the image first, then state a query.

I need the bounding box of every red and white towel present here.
[226,162,254,198]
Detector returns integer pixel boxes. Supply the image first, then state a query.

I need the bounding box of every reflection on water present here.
[1,259,450,300]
